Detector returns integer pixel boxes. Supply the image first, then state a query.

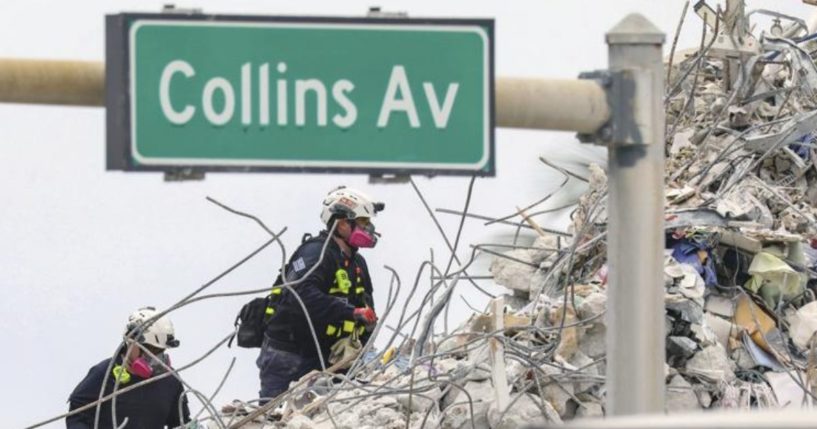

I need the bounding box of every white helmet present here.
[125,307,180,349]
[320,186,385,226]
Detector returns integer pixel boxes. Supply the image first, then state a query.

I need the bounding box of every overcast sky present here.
[2,1,814,427]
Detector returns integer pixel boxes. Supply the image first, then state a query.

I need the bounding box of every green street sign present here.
[106,13,494,176]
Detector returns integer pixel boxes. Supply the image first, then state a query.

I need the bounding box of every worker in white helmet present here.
[257,186,384,401]
[66,307,191,428]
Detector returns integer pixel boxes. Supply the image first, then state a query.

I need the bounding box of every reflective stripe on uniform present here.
[326,325,338,336]
[271,287,282,295]
[265,307,275,315]
[355,287,365,295]
[112,365,131,384]
[343,320,356,333]
[330,269,352,294]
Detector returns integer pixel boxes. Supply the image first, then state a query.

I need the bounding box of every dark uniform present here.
[67,357,190,429]
[257,231,374,399]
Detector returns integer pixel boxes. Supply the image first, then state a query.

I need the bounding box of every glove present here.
[353,307,377,325]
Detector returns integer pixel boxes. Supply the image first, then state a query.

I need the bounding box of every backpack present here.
[230,234,318,348]
[230,296,271,348]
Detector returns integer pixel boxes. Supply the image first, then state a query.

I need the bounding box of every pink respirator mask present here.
[347,222,379,248]
[129,352,171,379]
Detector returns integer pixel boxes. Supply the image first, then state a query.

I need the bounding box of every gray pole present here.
[604,14,666,416]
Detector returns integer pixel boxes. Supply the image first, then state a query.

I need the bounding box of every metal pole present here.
[0,59,103,106]
[0,58,610,133]
[496,78,608,132]
[604,14,666,416]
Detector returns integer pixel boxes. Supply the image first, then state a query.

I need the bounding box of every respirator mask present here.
[347,220,379,248]
[129,351,171,379]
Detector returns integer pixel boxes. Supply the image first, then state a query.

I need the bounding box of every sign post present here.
[105,14,494,176]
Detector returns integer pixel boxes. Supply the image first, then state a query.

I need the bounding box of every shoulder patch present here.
[292,257,306,273]
[285,240,327,281]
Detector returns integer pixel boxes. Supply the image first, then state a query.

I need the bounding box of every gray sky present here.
[2,1,814,427]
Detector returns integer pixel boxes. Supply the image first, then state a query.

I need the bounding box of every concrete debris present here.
[486,395,556,428]
[787,301,817,351]
[440,381,492,429]
[695,389,712,408]
[666,292,704,325]
[489,249,537,293]
[667,336,698,367]
[686,344,736,383]
[574,401,603,419]
[205,5,817,428]
[666,375,702,413]
[731,346,757,371]
[766,371,810,408]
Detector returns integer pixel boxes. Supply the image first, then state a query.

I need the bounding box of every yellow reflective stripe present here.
[112,365,131,384]
[355,287,365,295]
[265,307,275,315]
[334,269,352,294]
[271,287,282,295]
[358,326,365,335]
[326,325,338,336]
[343,320,356,333]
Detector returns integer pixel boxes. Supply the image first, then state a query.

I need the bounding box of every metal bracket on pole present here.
[577,69,655,147]
[163,168,205,182]
[576,70,614,143]
[366,6,408,18]
[367,174,413,184]
[161,4,203,14]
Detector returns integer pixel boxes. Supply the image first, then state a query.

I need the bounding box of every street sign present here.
[106,13,494,176]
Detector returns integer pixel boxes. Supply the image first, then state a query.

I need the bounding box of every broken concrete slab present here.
[577,292,606,320]
[765,371,808,408]
[489,249,537,293]
[695,389,713,408]
[666,375,702,413]
[538,364,576,417]
[441,381,493,429]
[702,313,733,350]
[665,293,704,325]
[487,394,557,428]
[705,295,736,318]
[567,351,600,394]
[667,336,698,366]
[574,401,604,419]
[731,342,755,371]
[578,322,606,360]
[689,321,719,347]
[685,343,736,383]
[442,401,490,429]
[787,300,817,351]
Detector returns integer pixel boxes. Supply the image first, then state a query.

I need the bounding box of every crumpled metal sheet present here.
[743,110,817,154]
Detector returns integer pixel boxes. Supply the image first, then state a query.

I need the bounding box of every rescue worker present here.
[67,307,190,429]
[257,186,384,400]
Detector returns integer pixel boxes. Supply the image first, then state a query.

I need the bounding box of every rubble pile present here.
[213,4,817,428]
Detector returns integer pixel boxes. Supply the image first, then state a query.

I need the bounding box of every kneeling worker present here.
[258,186,383,400]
